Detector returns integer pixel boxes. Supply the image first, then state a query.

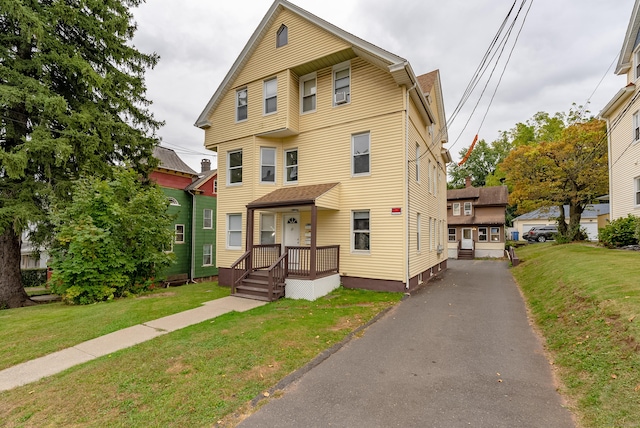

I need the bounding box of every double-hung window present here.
[490,227,501,242]
[301,74,316,113]
[635,177,640,206]
[203,244,213,266]
[236,88,247,121]
[478,227,488,242]
[227,214,242,249]
[453,202,461,216]
[634,111,640,143]
[333,62,350,105]
[464,202,472,216]
[352,132,370,176]
[261,147,276,183]
[416,144,420,182]
[352,211,370,252]
[264,78,277,114]
[203,209,213,229]
[228,149,242,185]
[175,224,185,244]
[260,214,276,245]
[285,149,298,183]
[416,213,421,251]
[448,228,456,242]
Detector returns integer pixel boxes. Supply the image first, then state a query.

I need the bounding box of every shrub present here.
[599,215,639,248]
[21,269,47,287]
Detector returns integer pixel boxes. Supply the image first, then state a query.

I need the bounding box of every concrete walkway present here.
[0,296,266,392]
[239,260,575,428]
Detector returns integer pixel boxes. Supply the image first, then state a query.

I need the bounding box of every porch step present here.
[233,274,285,301]
[458,249,474,260]
[232,293,274,302]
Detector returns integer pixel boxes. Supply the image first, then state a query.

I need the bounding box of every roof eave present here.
[599,84,635,118]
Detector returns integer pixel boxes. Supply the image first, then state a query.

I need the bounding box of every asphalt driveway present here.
[238,259,575,428]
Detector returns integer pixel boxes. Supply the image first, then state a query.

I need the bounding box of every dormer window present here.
[276,24,288,47]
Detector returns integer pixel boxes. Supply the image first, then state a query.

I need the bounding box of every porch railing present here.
[286,245,340,278]
[265,251,288,299]
[230,250,251,295]
[252,244,281,269]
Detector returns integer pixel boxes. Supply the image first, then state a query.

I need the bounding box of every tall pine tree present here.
[0,0,161,308]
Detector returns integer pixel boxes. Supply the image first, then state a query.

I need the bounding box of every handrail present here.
[230,250,251,295]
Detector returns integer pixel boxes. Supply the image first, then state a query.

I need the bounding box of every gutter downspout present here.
[187,189,197,283]
[606,117,613,218]
[406,82,417,290]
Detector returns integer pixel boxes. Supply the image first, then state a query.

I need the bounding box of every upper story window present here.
[635,177,640,206]
[213,179,217,194]
[261,147,276,183]
[352,132,370,176]
[415,144,420,182]
[276,24,288,48]
[228,149,242,185]
[264,78,277,115]
[464,202,472,216]
[175,224,185,244]
[453,202,460,216]
[285,148,298,183]
[203,209,213,229]
[635,49,640,80]
[236,88,247,122]
[300,73,317,113]
[634,111,640,143]
[167,197,180,206]
[333,62,350,105]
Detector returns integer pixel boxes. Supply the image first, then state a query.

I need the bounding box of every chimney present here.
[465,176,472,188]
[201,159,211,173]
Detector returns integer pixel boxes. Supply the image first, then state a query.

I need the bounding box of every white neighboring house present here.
[599,0,640,220]
[20,229,49,270]
[512,204,610,241]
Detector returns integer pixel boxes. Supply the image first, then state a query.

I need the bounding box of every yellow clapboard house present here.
[195,0,452,301]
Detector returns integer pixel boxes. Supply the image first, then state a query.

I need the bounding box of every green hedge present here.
[21,269,48,287]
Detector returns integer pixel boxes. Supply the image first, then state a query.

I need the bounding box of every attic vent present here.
[168,197,180,206]
[277,24,288,47]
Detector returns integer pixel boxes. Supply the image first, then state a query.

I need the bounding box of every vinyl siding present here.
[162,188,192,278]
[194,195,218,278]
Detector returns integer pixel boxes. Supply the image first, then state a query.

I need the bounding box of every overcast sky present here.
[132,0,634,172]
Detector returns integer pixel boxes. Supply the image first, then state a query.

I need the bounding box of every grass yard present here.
[0,286,402,427]
[512,243,640,428]
[0,282,230,370]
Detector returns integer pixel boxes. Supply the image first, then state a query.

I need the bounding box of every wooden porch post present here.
[246,208,254,272]
[310,204,317,280]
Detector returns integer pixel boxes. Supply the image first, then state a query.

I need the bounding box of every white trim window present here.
[227,214,242,249]
[285,148,298,183]
[236,88,247,122]
[448,227,456,242]
[464,202,472,216]
[213,179,217,194]
[228,149,242,185]
[333,62,350,105]
[478,227,488,242]
[260,147,276,183]
[264,78,277,115]
[490,227,501,242]
[203,209,213,229]
[634,111,640,143]
[352,132,370,176]
[276,24,288,48]
[432,218,436,250]
[352,210,370,252]
[260,213,276,245]
[300,73,317,113]
[416,213,421,252]
[175,224,185,244]
[635,177,640,206]
[167,197,180,206]
[203,244,213,266]
[635,48,640,81]
[453,202,461,216]
[415,144,420,182]
[428,159,432,193]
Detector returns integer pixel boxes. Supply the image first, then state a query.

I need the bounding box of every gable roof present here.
[195,0,435,130]
[247,182,340,209]
[447,186,508,206]
[615,0,640,75]
[185,169,217,192]
[153,146,198,176]
[416,69,449,145]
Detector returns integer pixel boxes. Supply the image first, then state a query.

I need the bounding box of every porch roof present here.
[247,182,341,210]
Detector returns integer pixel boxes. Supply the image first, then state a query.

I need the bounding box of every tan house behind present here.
[195,0,451,300]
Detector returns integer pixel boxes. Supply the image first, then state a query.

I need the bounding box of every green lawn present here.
[512,243,640,428]
[0,282,230,370]
[0,285,402,427]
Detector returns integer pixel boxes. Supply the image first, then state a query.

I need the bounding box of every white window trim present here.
[428,159,432,193]
[168,197,180,206]
[203,209,213,229]
[453,203,461,216]
[213,179,217,194]
[635,47,640,81]
[635,177,640,206]
[276,24,288,48]
[203,244,213,266]
[416,144,420,182]
[260,147,276,184]
[333,61,351,106]
[352,132,371,177]
[227,149,242,186]
[351,210,370,254]
[300,72,317,114]
[478,227,488,242]
[260,213,276,245]
[236,87,247,122]
[448,227,456,242]
[264,77,277,115]
[175,224,185,244]
[284,148,298,184]
[417,213,421,252]
[464,202,472,216]
[634,111,640,144]
[227,214,242,250]
[490,227,501,242]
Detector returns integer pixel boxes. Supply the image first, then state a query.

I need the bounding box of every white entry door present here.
[461,228,473,250]
[283,214,300,269]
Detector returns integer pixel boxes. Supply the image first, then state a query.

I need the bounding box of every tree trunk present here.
[556,204,568,237]
[0,228,32,309]
[568,203,585,241]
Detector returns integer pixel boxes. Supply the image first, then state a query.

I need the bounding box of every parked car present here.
[526,226,558,242]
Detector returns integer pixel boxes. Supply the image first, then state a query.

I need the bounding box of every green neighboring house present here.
[151,146,218,283]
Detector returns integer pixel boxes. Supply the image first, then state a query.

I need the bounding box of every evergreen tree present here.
[0,0,161,308]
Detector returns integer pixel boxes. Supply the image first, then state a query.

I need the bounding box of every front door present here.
[461,228,473,250]
[283,214,300,269]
